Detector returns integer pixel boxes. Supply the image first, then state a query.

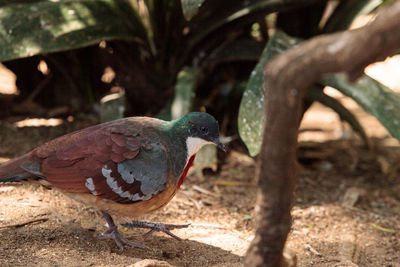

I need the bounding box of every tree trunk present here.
[245,2,400,266]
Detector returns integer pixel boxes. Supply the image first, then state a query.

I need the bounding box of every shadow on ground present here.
[0,221,243,266]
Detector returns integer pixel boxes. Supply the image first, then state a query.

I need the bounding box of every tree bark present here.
[245,2,400,266]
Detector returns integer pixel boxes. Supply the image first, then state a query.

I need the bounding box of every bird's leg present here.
[98,211,146,250]
[121,221,190,241]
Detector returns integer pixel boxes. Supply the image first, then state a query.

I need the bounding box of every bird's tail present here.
[0,153,33,182]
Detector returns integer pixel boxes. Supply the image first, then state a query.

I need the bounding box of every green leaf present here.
[307,86,369,144]
[146,0,184,61]
[171,66,196,120]
[238,31,301,156]
[0,0,146,62]
[323,0,383,33]
[237,59,264,156]
[323,74,400,141]
[242,215,253,221]
[180,0,205,21]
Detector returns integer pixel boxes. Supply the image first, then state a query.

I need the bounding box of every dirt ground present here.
[1,91,400,266]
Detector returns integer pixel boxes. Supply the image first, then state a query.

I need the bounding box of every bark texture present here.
[245,2,400,266]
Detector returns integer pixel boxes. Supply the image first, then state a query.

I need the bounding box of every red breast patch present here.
[177,154,196,189]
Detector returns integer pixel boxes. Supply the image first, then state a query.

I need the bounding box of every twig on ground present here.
[0,217,48,229]
[305,244,322,257]
[192,185,217,197]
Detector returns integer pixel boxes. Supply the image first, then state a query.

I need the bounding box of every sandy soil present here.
[0,100,399,266]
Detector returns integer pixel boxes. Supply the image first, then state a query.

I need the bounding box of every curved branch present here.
[245,2,400,266]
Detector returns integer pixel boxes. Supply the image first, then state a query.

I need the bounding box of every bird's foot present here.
[98,225,147,250]
[100,211,146,250]
[121,221,190,241]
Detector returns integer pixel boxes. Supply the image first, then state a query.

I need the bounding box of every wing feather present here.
[37,124,167,204]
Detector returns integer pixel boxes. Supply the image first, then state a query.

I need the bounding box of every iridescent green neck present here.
[161,118,189,181]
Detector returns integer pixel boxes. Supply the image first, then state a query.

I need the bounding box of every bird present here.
[0,112,225,249]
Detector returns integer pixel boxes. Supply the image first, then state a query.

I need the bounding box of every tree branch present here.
[245,2,400,266]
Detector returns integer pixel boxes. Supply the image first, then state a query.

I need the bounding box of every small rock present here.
[317,161,333,171]
[130,259,174,267]
[342,187,366,207]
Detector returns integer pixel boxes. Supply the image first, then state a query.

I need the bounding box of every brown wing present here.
[30,118,169,204]
[38,126,146,201]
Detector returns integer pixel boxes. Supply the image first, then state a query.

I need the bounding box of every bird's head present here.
[175,112,225,158]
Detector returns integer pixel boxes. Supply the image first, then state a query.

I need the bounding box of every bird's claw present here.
[121,221,190,240]
[98,224,147,250]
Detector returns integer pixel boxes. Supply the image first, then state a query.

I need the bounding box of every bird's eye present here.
[200,126,209,135]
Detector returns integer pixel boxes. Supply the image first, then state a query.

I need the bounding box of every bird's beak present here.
[214,138,226,152]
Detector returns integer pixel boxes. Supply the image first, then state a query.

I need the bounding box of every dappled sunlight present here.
[351,14,376,29]
[299,102,343,142]
[365,55,400,92]
[187,226,249,256]
[0,63,18,95]
[37,60,50,75]
[0,1,125,62]
[14,118,63,128]
[52,4,96,38]
[101,66,115,83]
[17,39,41,58]
[0,157,9,163]
[300,98,398,143]
[300,54,400,144]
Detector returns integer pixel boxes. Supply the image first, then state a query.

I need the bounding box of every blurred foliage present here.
[0,1,144,61]
[239,31,378,156]
[1,0,316,116]
[180,0,205,20]
[100,92,126,123]
[322,0,382,33]
[238,1,398,156]
[0,0,398,158]
[323,74,400,142]
[171,67,196,120]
